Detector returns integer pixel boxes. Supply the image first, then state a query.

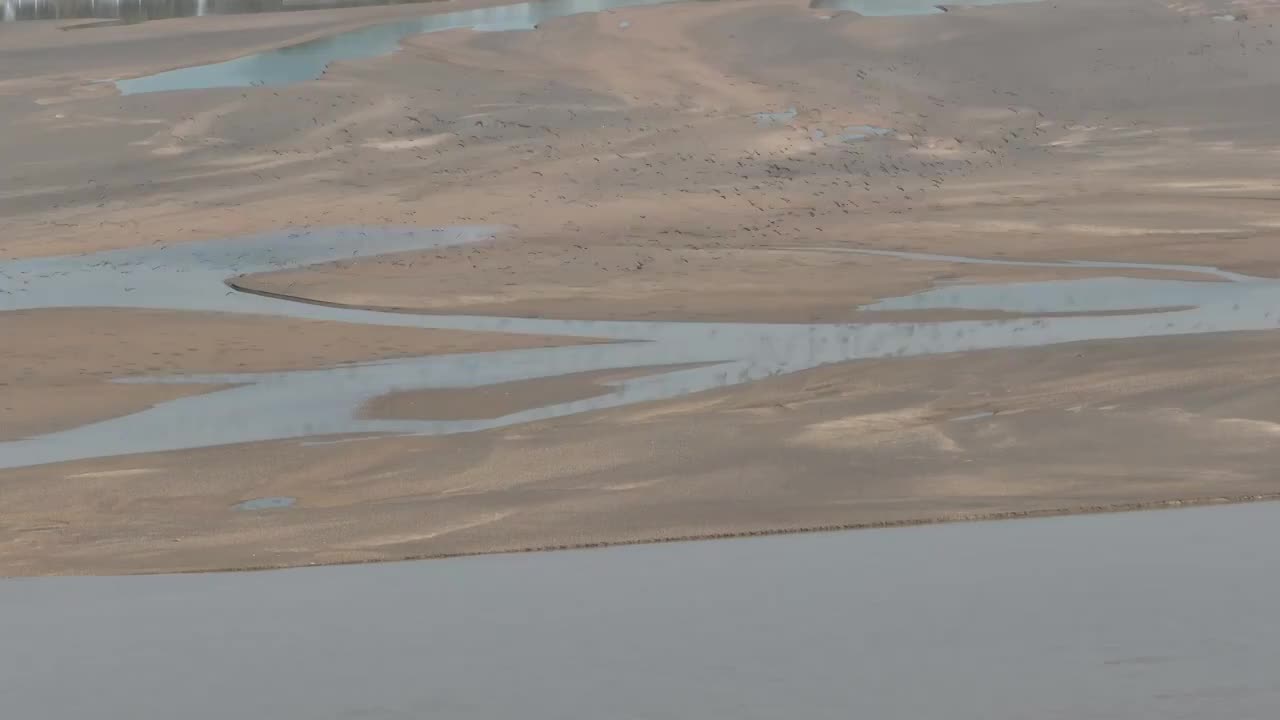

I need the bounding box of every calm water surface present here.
[115,0,692,93]
[107,0,1043,93]
[3,501,1278,719]
[4,225,1280,469]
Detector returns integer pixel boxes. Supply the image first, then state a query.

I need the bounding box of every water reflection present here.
[3,225,1279,468]
[116,0,688,94]
[1,0,443,23]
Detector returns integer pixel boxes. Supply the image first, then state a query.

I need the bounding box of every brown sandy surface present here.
[0,308,590,441]
[6,0,1280,573]
[6,331,1280,575]
[360,365,705,421]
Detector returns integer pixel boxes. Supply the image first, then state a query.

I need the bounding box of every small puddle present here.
[754,107,798,127]
[810,125,894,143]
[838,125,893,142]
[234,496,297,511]
[808,0,1040,17]
[4,228,1279,469]
[948,410,996,422]
[116,0,692,94]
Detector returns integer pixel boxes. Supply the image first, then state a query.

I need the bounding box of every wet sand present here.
[5,0,1280,574]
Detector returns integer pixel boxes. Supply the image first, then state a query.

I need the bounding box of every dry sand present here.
[7,331,1280,575]
[4,0,1280,574]
[0,308,593,441]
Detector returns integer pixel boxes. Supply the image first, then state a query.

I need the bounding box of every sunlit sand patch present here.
[1211,417,1280,437]
[341,511,519,546]
[1058,224,1243,236]
[199,152,318,168]
[786,408,957,450]
[875,219,1047,234]
[1147,179,1280,193]
[361,365,705,422]
[65,468,161,479]
[0,182,79,201]
[362,134,455,151]
[618,396,728,424]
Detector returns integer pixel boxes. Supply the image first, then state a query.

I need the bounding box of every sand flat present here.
[5,0,1280,574]
[7,330,1280,575]
[0,307,592,441]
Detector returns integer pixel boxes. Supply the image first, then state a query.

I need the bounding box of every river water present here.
[107,0,1043,93]
[2,500,1278,719]
[4,224,1280,469]
[114,0,697,93]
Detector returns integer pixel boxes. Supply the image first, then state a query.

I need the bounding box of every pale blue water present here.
[3,225,1279,469]
[112,0,1045,94]
[3,500,1278,718]
[116,0,691,94]
[754,107,798,127]
[234,496,297,510]
[839,124,893,141]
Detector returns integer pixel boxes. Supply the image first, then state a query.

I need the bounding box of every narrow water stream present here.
[115,0,695,93]
[112,0,1044,94]
[3,224,1277,469]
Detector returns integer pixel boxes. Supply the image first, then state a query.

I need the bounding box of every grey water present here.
[4,225,1280,469]
[233,496,296,510]
[839,124,893,141]
[0,0,444,23]
[811,125,894,142]
[4,500,1279,719]
[809,0,1040,16]
[948,409,995,422]
[754,107,798,127]
[115,0,688,94]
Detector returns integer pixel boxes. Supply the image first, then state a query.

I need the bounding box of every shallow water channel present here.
[115,0,693,93]
[112,0,1043,93]
[2,224,1279,469]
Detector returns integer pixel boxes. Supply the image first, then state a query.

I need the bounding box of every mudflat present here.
[4,0,1280,575]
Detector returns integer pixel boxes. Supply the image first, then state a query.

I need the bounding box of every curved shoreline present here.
[83,491,1279,577]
